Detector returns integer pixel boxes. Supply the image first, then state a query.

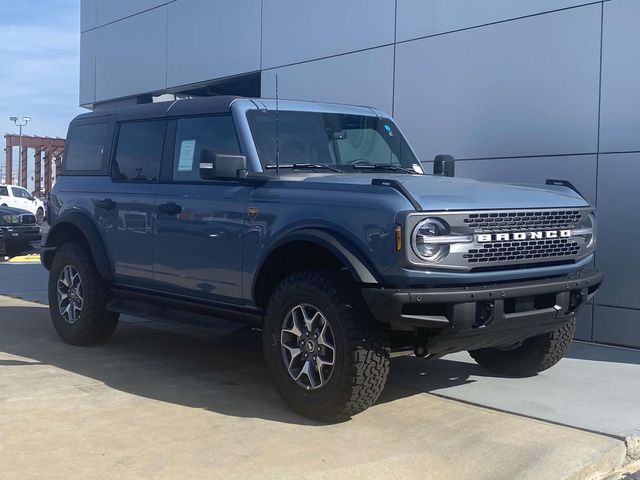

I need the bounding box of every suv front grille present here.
[463,210,582,232]
[464,238,581,264]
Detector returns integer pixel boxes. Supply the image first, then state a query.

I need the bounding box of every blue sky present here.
[0,0,83,145]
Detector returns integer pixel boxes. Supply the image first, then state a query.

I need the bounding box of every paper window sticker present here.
[178,140,196,172]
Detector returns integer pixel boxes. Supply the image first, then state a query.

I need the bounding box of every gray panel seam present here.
[262,44,395,72]
[82,1,178,32]
[595,304,640,313]
[592,3,604,342]
[391,0,398,116]
[395,1,605,47]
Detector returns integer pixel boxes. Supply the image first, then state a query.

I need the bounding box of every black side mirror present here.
[199,149,248,180]
[433,154,455,177]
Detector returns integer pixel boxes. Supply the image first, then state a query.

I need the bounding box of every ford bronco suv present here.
[43,96,601,422]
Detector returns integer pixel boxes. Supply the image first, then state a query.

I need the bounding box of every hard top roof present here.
[71,96,389,124]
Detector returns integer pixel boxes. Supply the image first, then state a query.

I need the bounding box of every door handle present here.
[157,202,182,215]
[95,198,116,210]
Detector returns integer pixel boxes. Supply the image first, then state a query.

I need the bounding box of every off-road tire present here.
[469,320,576,377]
[48,241,119,345]
[263,269,390,423]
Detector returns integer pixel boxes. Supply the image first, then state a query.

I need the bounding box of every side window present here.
[65,123,108,171]
[172,115,241,181]
[0,186,8,196]
[113,121,166,182]
[11,187,30,199]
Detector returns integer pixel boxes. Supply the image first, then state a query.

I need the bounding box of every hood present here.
[295,173,589,211]
[0,206,34,216]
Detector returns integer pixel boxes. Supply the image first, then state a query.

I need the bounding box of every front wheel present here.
[469,320,575,377]
[263,269,390,423]
[36,207,44,225]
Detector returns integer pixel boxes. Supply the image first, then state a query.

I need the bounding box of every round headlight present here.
[586,213,596,249]
[412,218,449,262]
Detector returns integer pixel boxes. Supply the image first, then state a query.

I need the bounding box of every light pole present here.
[9,116,31,186]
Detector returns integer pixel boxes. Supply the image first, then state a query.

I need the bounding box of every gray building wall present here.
[80,0,640,348]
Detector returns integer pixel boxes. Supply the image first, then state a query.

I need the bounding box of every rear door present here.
[10,187,31,211]
[153,114,250,304]
[100,120,167,286]
[0,186,12,207]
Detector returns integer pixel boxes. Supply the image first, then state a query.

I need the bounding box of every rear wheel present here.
[48,241,119,345]
[263,269,390,422]
[469,320,575,377]
[36,207,44,225]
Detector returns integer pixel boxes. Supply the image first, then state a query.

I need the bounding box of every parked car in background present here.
[0,205,41,257]
[0,184,45,224]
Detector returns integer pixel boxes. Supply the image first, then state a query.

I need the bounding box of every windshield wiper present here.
[349,164,418,174]
[265,163,343,173]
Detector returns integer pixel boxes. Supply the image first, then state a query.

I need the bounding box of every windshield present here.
[246,110,422,173]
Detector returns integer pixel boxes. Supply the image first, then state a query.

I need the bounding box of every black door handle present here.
[95,198,116,210]
[157,202,182,215]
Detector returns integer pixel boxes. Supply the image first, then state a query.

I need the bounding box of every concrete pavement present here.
[0,295,631,480]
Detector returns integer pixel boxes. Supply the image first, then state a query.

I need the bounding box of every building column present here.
[5,137,12,185]
[20,146,28,188]
[55,153,62,181]
[34,147,42,195]
[44,147,53,192]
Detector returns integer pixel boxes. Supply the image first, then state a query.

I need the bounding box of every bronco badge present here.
[476,230,572,242]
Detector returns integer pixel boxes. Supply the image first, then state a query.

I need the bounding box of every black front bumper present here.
[362,268,602,354]
[0,226,41,254]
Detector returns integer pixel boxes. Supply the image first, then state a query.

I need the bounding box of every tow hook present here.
[474,301,495,328]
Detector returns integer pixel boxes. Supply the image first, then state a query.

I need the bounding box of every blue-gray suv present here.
[43,96,602,422]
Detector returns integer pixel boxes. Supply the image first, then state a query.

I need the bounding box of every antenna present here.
[275,74,280,174]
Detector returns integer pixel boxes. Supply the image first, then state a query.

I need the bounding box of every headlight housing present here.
[1,215,19,224]
[411,218,450,262]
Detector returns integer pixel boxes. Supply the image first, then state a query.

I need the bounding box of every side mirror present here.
[433,154,455,177]
[199,149,248,180]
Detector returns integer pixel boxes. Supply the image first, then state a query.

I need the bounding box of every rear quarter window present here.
[64,123,109,173]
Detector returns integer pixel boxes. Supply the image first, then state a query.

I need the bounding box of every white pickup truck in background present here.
[0,184,45,224]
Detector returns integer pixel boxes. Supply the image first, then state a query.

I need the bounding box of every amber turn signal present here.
[395,224,403,252]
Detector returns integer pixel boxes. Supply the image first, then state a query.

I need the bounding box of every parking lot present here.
[1,259,639,479]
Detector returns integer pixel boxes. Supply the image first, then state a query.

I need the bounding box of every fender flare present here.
[254,228,380,291]
[43,213,114,281]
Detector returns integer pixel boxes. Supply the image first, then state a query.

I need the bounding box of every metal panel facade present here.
[394,4,601,161]
[167,0,261,88]
[81,0,640,348]
[261,0,395,69]
[261,46,395,113]
[95,6,167,101]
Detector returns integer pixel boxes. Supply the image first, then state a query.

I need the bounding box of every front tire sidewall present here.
[36,208,44,224]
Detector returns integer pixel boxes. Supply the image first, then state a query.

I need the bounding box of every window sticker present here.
[384,124,394,136]
[178,139,196,171]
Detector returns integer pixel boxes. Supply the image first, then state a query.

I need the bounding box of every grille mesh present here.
[464,238,580,264]
[463,210,582,231]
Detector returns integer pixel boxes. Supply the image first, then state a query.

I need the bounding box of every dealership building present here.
[80,0,640,347]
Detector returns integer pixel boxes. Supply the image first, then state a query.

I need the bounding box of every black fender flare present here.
[254,228,380,294]
[43,213,113,281]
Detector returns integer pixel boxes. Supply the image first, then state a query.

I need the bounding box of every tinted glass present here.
[113,121,166,181]
[246,111,419,171]
[12,187,30,198]
[0,186,8,196]
[172,115,240,181]
[65,123,107,171]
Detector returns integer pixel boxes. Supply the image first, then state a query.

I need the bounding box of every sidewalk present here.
[0,295,631,480]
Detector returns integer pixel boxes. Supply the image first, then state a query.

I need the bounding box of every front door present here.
[153,114,250,304]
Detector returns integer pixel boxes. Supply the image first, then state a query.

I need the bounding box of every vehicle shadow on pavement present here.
[0,303,545,423]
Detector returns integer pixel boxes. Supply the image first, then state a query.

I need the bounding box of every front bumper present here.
[1,225,41,249]
[362,268,602,354]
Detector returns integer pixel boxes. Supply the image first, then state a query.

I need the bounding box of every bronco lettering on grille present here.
[476,230,572,243]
